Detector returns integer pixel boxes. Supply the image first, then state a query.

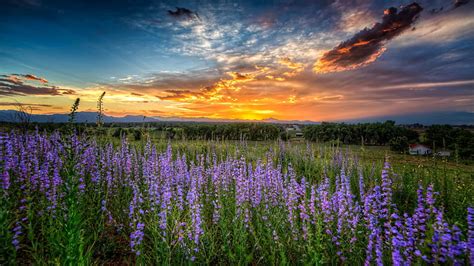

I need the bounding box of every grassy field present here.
[1,130,473,264]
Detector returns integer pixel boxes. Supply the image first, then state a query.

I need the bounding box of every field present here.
[1,130,473,265]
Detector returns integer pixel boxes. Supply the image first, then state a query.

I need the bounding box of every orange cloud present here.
[227,72,255,82]
[314,3,422,73]
[266,75,286,81]
[314,47,387,73]
[158,89,204,101]
[278,57,304,77]
[158,70,263,102]
[23,74,48,84]
[0,74,75,96]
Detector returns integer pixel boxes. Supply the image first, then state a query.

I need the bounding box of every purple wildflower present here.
[468,207,474,264]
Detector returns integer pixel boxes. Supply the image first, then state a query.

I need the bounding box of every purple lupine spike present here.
[12,221,22,250]
[130,222,145,256]
[1,137,13,190]
[309,185,316,223]
[364,184,384,266]
[390,212,405,266]
[425,208,452,263]
[186,173,203,253]
[159,183,172,233]
[380,160,392,221]
[403,213,415,264]
[129,180,145,256]
[319,173,333,239]
[448,225,465,264]
[426,184,436,213]
[285,165,299,239]
[359,169,365,201]
[298,178,309,240]
[468,207,474,264]
[2,170,10,191]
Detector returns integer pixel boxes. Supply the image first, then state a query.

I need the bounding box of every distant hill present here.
[339,111,474,125]
[0,110,472,125]
[0,110,318,124]
[0,111,159,123]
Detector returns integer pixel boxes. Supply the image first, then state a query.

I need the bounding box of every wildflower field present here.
[1,130,473,265]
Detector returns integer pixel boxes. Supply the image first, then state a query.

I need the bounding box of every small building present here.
[435,150,451,157]
[409,144,432,155]
[286,125,303,138]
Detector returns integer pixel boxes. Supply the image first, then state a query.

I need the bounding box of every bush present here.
[389,136,408,153]
[133,129,142,141]
[112,127,124,138]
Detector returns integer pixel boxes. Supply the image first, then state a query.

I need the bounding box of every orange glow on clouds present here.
[3,75,473,122]
[314,47,386,74]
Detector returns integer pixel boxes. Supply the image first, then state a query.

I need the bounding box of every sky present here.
[1,0,473,122]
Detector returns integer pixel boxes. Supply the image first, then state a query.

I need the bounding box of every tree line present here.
[303,122,473,159]
[303,121,419,146]
[157,122,281,141]
[425,125,474,159]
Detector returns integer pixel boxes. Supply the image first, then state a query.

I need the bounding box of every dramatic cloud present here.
[108,70,221,95]
[153,62,301,104]
[0,74,75,96]
[23,74,48,84]
[158,89,204,101]
[314,3,423,73]
[157,71,256,102]
[454,0,470,8]
[278,57,304,77]
[168,7,200,20]
[226,72,255,82]
[4,73,48,84]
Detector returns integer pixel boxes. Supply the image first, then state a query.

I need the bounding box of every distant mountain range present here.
[339,111,474,125]
[0,110,159,123]
[0,110,318,124]
[0,110,472,125]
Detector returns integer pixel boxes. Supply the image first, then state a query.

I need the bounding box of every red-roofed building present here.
[409,144,432,155]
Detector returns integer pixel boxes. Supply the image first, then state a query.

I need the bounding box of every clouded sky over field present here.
[1,0,473,121]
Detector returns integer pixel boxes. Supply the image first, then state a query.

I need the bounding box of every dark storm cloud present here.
[428,0,470,14]
[454,0,470,8]
[168,7,200,20]
[0,74,75,96]
[314,3,423,73]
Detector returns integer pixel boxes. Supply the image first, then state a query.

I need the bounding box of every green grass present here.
[1,131,472,264]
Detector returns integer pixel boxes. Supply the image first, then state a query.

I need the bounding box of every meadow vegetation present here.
[1,127,473,264]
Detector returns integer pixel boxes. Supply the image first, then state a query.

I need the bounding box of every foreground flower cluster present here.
[1,131,473,264]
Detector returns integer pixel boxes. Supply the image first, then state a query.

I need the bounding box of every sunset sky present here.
[1,0,473,121]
